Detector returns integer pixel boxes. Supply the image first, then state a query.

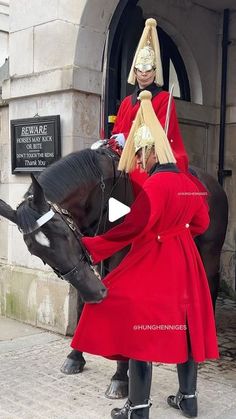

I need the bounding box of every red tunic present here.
[71,167,218,363]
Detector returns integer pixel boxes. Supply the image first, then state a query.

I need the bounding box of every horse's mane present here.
[18,148,118,234]
[26,148,102,202]
[18,148,114,233]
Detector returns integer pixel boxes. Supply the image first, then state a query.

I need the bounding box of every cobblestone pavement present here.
[0,296,235,419]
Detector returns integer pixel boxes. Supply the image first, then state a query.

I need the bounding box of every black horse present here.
[0,147,228,399]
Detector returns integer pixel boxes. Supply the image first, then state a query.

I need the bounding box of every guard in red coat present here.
[109,18,207,202]
[71,91,218,419]
[113,87,187,171]
[111,18,187,181]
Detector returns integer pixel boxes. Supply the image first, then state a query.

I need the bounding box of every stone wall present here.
[0,1,9,67]
[0,264,78,335]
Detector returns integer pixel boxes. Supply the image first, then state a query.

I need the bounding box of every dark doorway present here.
[104,0,190,137]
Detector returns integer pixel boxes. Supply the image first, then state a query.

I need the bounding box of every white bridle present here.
[36,209,55,227]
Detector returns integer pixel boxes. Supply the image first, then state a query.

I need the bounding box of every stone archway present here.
[157,17,203,105]
[72,0,120,95]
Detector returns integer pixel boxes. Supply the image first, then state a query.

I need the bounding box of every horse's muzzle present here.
[86,287,108,304]
[62,263,108,304]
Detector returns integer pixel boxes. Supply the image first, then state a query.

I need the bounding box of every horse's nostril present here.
[101,288,108,298]
[91,288,108,304]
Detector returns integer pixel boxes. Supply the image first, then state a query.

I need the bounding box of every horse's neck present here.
[57,152,112,232]
[66,157,133,235]
[45,149,133,235]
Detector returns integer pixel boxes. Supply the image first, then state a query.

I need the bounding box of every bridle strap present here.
[48,207,96,279]
[94,175,106,236]
[50,203,93,266]
[93,149,125,236]
[36,209,55,227]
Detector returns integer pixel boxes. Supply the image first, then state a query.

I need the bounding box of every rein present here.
[38,202,101,282]
[91,148,126,277]
[50,203,92,262]
[94,175,106,236]
[93,148,123,236]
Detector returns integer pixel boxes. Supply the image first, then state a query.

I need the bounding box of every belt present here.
[157,223,190,243]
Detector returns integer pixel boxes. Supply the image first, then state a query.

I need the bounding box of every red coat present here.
[71,165,218,363]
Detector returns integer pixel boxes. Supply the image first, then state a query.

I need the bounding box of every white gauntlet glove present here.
[110,133,126,148]
[90,139,108,150]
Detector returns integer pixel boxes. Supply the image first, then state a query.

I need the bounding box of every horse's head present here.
[0,175,107,303]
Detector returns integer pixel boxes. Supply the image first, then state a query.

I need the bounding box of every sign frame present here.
[11,115,61,174]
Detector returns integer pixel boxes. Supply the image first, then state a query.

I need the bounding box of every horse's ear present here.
[31,174,47,209]
[0,199,17,224]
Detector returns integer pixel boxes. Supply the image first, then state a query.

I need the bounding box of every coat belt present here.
[157,223,190,243]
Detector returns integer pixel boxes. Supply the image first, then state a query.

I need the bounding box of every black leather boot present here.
[111,360,152,418]
[167,358,198,418]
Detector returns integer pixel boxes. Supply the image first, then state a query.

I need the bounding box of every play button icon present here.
[108,198,131,222]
